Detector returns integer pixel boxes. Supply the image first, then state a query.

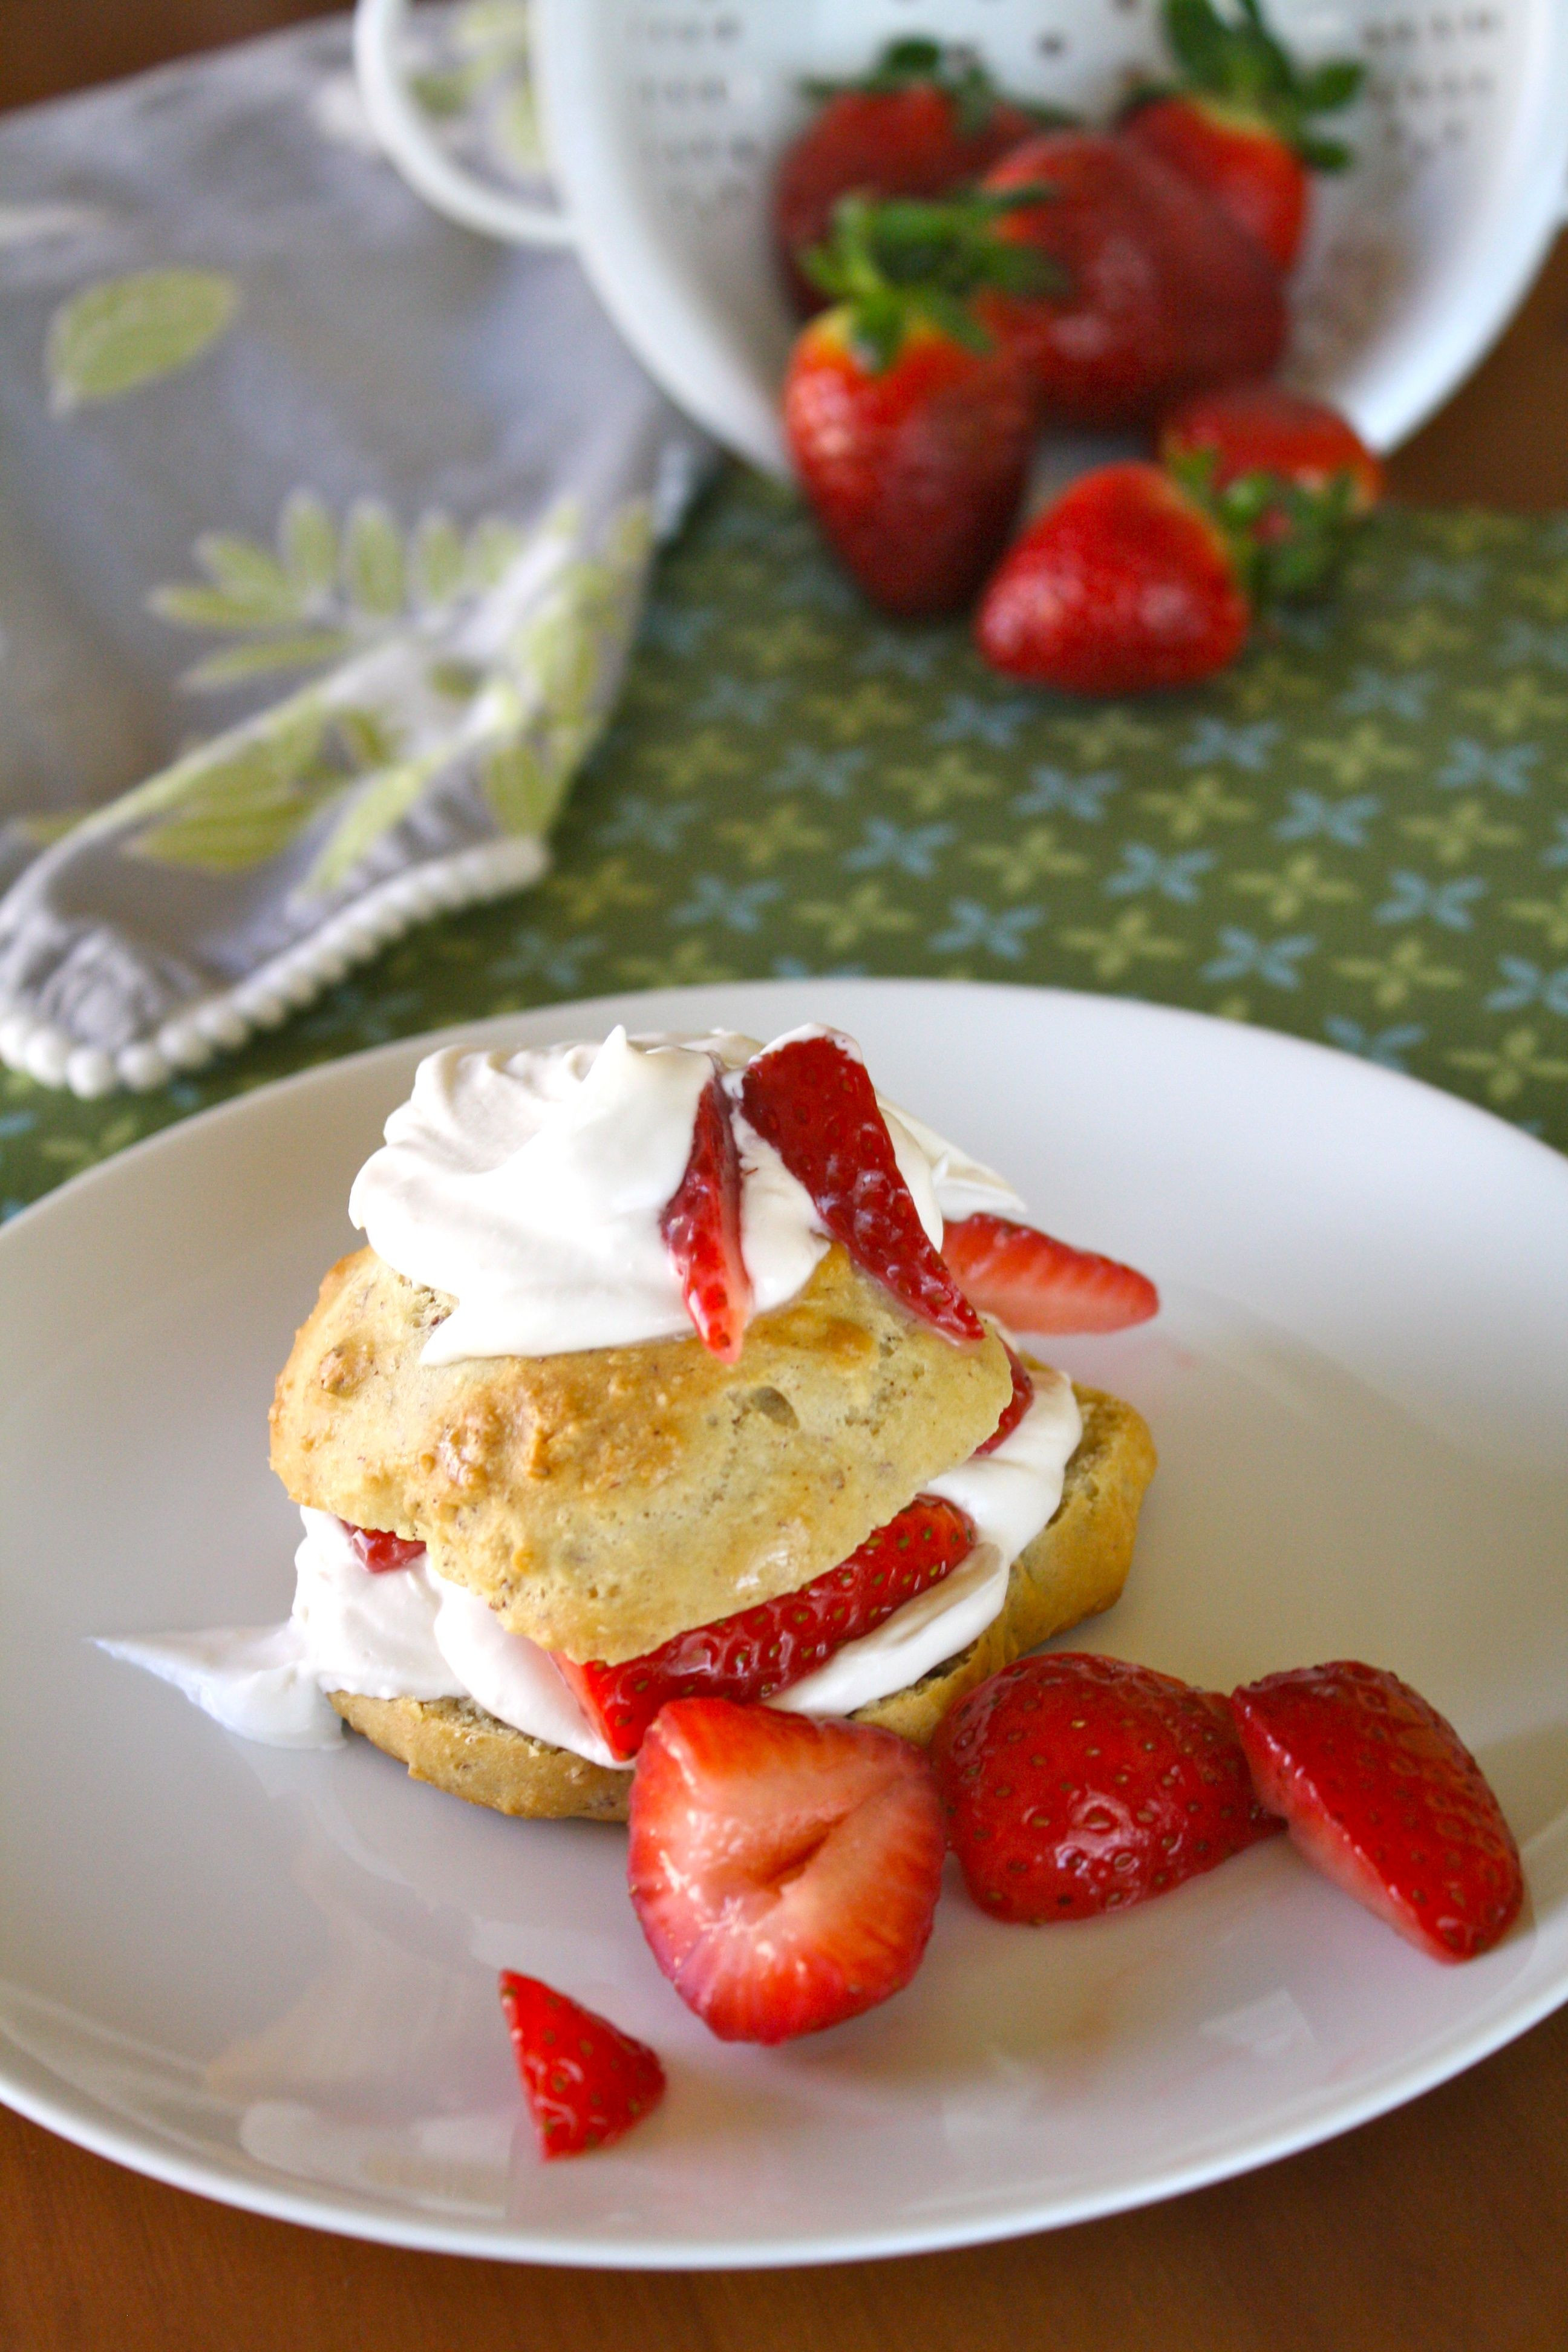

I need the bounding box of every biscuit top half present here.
[270,1244,1014,1664]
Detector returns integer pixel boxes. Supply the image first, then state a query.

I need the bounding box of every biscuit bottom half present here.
[330,1384,1156,1824]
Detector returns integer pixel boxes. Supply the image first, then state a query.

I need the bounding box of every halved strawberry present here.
[498,1972,665,2158]
[975,1341,1035,1455]
[661,1067,752,1362]
[555,1495,975,1761]
[1230,1661,1525,1962]
[740,1029,983,1343]
[627,1699,946,2042]
[933,1651,1282,1923]
[942,1213,1158,1334]
[346,1525,424,1573]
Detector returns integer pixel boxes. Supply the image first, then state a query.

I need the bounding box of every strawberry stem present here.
[805,189,1062,373]
[1167,443,1370,603]
[1138,0,1364,166]
[801,36,1077,143]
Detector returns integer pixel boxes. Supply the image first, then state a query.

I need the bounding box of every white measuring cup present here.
[355,0,1568,468]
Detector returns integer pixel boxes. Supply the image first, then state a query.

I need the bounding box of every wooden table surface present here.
[3,10,1567,2347]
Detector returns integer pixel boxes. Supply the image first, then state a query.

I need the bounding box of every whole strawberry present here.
[1125,0,1364,272]
[773,37,1056,314]
[934,1652,1282,1924]
[1231,1661,1524,1962]
[975,461,1252,695]
[981,132,1287,428]
[784,192,1048,616]
[1161,381,1382,598]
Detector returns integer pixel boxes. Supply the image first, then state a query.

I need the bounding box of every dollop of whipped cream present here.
[348,1026,1025,1364]
[100,1372,1082,1766]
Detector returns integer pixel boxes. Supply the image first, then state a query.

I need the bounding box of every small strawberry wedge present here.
[661,1068,753,1362]
[934,1652,1281,1923]
[975,1341,1034,1455]
[555,1496,976,1761]
[498,1973,665,2158]
[741,1029,983,1344]
[628,1700,946,2042]
[1230,1662,1525,1962]
[942,1213,1158,1335]
[346,1525,424,1573]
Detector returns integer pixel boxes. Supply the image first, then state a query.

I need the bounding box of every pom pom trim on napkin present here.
[0,833,547,1096]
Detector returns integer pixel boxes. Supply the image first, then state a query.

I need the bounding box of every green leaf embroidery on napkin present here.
[46,269,239,411]
[150,489,534,689]
[301,759,432,895]
[122,491,655,887]
[126,700,335,872]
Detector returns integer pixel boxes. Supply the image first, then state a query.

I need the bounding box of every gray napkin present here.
[0,10,707,1096]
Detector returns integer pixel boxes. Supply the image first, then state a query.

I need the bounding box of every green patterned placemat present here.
[5,466,1568,1212]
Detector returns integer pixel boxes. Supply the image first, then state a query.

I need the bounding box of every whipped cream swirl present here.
[349,1027,1025,1364]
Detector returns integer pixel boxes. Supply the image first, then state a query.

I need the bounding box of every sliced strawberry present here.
[661,1067,753,1363]
[555,1495,975,1762]
[498,1972,665,2158]
[740,1030,982,1343]
[345,1524,424,1573]
[1230,1661,1524,1962]
[975,1341,1034,1455]
[627,1699,946,2042]
[942,1213,1158,1334]
[933,1651,1282,1923]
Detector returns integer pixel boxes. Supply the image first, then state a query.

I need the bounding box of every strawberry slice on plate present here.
[555,1496,975,1761]
[942,1212,1158,1334]
[628,1699,946,2042]
[498,1972,665,2158]
[1231,1661,1525,1961]
[741,1029,983,1343]
[661,1068,753,1363]
[933,1651,1282,1922]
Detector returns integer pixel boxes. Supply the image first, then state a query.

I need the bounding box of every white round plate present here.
[2,979,1566,2266]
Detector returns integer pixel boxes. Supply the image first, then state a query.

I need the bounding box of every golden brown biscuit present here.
[328,1383,1155,1823]
[271,1243,1014,1662]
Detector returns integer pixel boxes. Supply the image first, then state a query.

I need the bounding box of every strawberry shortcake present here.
[106,1024,1156,1819]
